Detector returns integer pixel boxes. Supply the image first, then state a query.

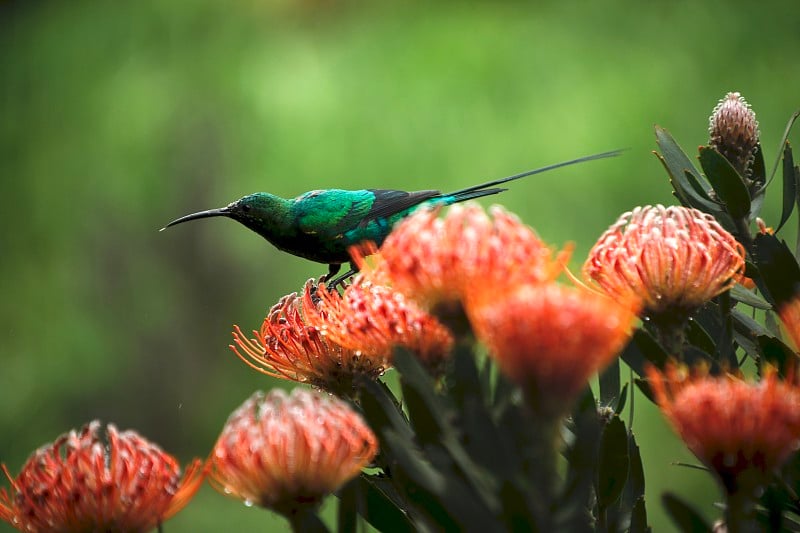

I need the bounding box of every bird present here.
[162,150,621,287]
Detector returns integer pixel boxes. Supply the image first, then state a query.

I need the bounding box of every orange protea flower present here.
[207,389,378,518]
[468,282,637,417]
[647,364,800,494]
[778,294,800,351]
[231,286,380,393]
[232,278,453,392]
[307,276,453,372]
[584,204,746,317]
[709,91,760,179]
[365,203,569,308]
[0,421,203,533]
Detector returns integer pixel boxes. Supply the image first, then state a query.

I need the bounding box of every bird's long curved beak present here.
[160,207,231,231]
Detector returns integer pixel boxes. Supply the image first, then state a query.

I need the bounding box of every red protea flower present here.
[709,91,760,179]
[207,389,378,519]
[0,421,203,533]
[366,203,569,309]
[231,278,453,392]
[468,282,637,417]
[647,364,800,495]
[584,204,746,318]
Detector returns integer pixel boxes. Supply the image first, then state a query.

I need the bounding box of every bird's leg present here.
[326,261,358,290]
[320,263,341,284]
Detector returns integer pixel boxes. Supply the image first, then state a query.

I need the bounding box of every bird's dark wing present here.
[295,189,377,238]
[361,189,441,226]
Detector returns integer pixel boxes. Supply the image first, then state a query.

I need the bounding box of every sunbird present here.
[162,150,620,286]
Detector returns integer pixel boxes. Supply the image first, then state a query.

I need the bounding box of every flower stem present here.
[725,489,760,533]
[288,508,330,533]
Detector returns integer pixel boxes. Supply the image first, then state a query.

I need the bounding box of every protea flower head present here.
[366,203,569,309]
[584,204,746,319]
[647,363,800,495]
[708,91,760,180]
[207,388,378,518]
[231,277,453,394]
[0,421,203,533]
[468,282,637,417]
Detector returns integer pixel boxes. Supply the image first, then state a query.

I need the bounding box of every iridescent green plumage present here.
[162,150,620,285]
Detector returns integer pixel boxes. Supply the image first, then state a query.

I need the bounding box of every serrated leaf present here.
[662,492,712,533]
[777,143,797,233]
[698,146,752,219]
[597,416,629,511]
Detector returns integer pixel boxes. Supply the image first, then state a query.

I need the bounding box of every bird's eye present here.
[241,204,251,212]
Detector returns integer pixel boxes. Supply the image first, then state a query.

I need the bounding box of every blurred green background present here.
[1,0,798,531]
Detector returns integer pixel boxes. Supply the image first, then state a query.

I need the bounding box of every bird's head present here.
[161,193,286,234]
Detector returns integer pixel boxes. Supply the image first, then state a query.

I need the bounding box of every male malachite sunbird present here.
[162,150,620,286]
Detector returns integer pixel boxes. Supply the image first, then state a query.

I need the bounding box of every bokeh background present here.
[2,1,799,531]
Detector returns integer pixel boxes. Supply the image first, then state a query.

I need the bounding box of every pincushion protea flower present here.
[709,91,760,179]
[468,282,637,417]
[365,203,568,308]
[231,278,453,393]
[584,204,746,318]
[207,389,378,520]
[0,421,203,533]
[647,364,800,495]
[306,277,453,371]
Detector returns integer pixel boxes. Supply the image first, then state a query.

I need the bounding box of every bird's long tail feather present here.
[447,149,623,200]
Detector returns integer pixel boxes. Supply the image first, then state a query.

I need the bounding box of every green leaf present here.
[756,335,797,377]
[615,383,629,415]
[557,389,602,532]
[394,351,502,517]
[685,318,716,358]
[662,492,712,533]
[777,143,796,233]
[749,143,767,220]
[629,498,650,533]
[597,416,629,511]
[730,285,771,310]
[337,479,358,533]
[654,127,713,210]
[599,358,621,407]
[732,308,775,339]
[751,233,800,307]
[698,146,752,219]
[620,329,669,377]
[355,475,418,533]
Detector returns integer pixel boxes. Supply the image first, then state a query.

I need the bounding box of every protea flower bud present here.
[708,92,760,180]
